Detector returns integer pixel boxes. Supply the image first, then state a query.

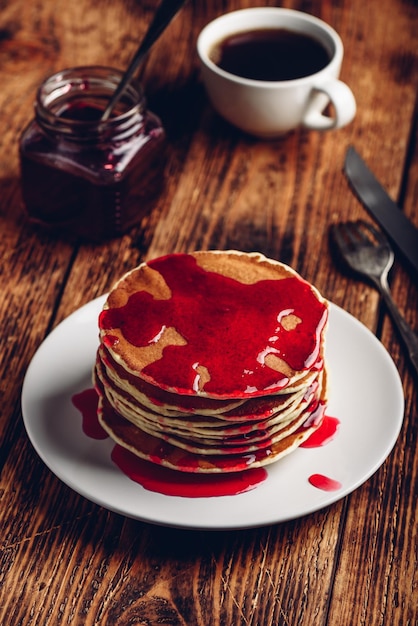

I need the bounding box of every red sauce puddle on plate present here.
[72,388,108,439]
[308,474,342,491]
[72,388,266,497]
[301,415,342,491]
[111,445,267,498]
[300,415,340,448]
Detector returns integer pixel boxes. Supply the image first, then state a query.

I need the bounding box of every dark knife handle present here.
[345,147,418,283]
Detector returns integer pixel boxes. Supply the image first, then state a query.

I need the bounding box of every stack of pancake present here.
[94,251,329,474]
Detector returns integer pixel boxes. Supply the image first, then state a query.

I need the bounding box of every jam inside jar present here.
[19,66,166,241]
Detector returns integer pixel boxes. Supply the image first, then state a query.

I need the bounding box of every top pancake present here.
[99,251,328,399]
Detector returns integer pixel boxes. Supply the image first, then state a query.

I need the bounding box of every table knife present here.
[344,146,418,280]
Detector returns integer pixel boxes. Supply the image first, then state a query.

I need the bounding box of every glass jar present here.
[19,66,166,241]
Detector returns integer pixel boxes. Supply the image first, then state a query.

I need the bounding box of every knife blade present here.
[344,146,418,280]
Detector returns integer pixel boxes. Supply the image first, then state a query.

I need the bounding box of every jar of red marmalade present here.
[19,66,166,241]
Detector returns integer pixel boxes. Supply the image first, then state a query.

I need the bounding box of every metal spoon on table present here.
[101,0,188,121]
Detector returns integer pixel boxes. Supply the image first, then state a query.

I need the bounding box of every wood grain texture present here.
[0,0,417,624]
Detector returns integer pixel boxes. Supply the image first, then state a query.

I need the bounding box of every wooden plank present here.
[0,0,416,624]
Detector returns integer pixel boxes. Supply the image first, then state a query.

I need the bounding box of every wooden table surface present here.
[1,0,417,624]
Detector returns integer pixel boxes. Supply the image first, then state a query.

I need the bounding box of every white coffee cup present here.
[197,8,356,138]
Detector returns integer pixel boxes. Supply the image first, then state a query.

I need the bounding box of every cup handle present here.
[302,80,356,130]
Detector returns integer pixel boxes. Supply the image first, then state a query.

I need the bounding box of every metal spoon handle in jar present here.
[101,0,188,121]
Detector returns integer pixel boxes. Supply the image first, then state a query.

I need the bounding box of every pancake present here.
[94,251,329,474]
[95,354,323,436]
[98,251,328,399]
[96,365,326,456]
[96,386,327,473]
[95,346,321,424]
[97,344,244,415]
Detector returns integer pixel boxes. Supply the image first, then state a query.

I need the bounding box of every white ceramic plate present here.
[21,296,404,529]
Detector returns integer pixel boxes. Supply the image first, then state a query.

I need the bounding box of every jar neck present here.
[35,66,146,144]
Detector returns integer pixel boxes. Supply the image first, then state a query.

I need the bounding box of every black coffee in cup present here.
[209,28,331,81]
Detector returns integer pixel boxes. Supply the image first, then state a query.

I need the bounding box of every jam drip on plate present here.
[111,445,267,498]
